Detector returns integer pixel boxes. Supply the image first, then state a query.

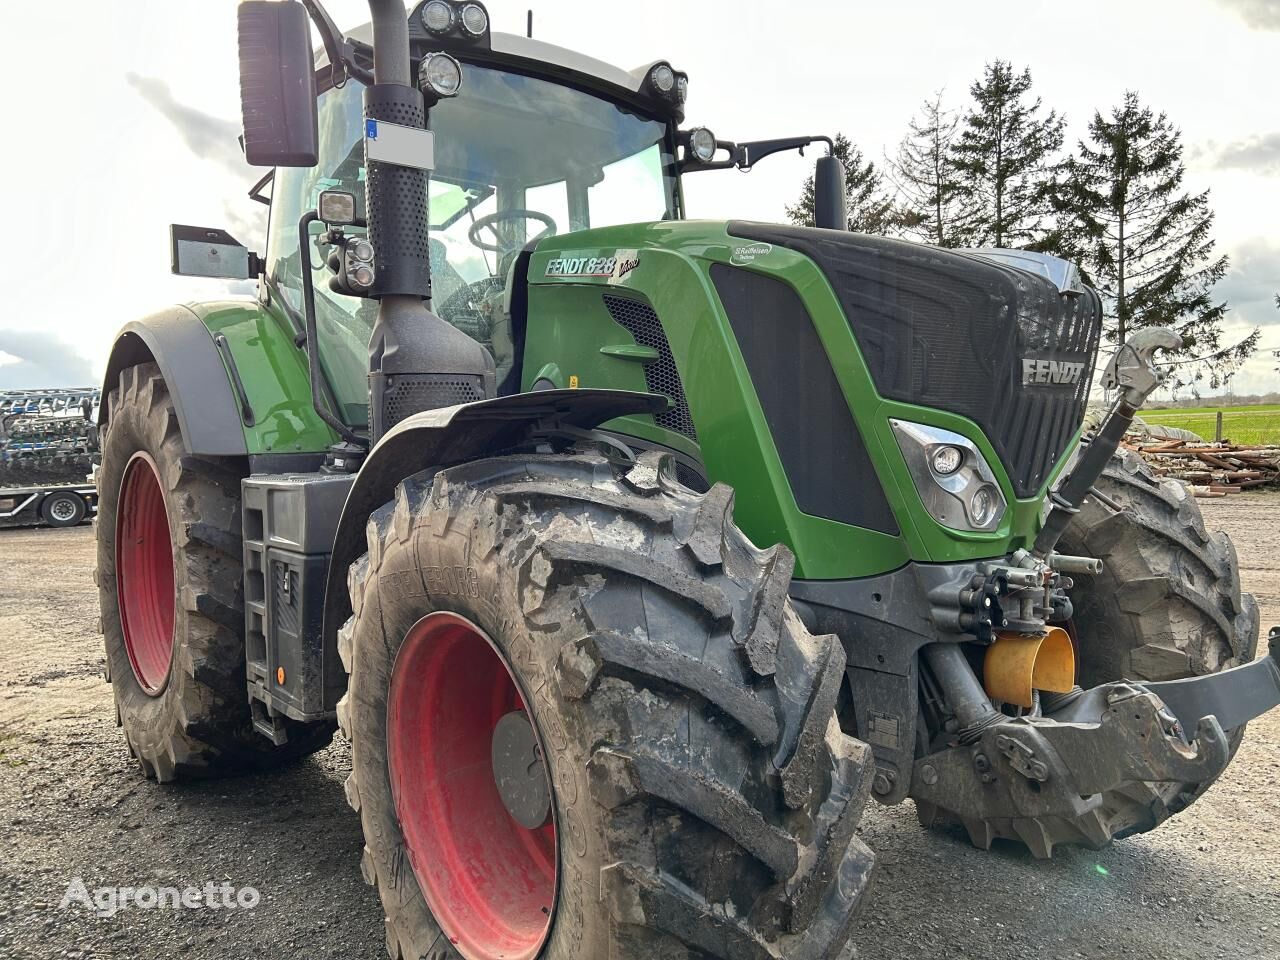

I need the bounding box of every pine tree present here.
[951,61,1065,249]
[887,91,969,246]
[787,134,898,234]
[1057,91,1258,389]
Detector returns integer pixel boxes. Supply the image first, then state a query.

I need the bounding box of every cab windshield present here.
[266,62,680,425]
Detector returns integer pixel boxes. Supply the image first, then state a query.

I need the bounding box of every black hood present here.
[728,223,1102,498]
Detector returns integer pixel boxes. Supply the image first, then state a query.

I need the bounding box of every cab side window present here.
[265,83,372,428]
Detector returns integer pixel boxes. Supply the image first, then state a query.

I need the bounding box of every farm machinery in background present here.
[0,388,99,528]
[91,3,1280,959]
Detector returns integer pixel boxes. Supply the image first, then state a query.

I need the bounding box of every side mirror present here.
[238,1,318,167]
[813,155,847,230]
[170,225,261,280]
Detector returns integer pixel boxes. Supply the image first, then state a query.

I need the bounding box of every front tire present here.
[1058,446,1259,832]
[916,447,1260,857]
[97,363,331,780]
[340,451,876,960]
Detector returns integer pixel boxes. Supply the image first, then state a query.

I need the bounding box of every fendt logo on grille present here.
[1021,358,1085,386]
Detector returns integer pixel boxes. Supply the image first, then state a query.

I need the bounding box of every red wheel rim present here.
[388,612,557,960]
[116,452,175,696]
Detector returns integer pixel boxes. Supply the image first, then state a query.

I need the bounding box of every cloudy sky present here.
[5,0,1277,395]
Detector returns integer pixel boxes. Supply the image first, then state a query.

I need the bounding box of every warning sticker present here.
[867,712,900,751]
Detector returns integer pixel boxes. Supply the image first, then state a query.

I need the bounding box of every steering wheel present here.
[468,209,557,253]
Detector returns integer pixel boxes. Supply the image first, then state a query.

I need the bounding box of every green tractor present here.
[97,2,1280,957]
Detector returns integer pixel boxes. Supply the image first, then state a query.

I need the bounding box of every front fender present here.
[319,388,664,709]
[100,306,250,457]
[101,300,337,459]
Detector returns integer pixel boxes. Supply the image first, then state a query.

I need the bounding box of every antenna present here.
[527,10,533,37]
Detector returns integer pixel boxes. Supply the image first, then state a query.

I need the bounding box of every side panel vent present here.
[602,294,698,442]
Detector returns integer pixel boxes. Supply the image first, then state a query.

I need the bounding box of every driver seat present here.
[496,243,538,396]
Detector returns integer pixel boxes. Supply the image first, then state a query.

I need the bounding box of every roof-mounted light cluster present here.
[647,62,689,106]
[421,1,489,40]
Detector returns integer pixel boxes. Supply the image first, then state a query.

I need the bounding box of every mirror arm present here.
[298,0,372,87]
[679,134,835,173]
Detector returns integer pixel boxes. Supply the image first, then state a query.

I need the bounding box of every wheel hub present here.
[491,711,552,830]
[50,498,77,521]
[116,452,175,696]
[387,612,556,960]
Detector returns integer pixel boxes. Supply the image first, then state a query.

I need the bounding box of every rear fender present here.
[319,388,664,709]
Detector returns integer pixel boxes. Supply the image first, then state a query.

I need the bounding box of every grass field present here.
[1141,404,1280,445]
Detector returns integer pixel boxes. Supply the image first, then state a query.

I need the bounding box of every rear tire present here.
[97,363,332,781]
[42,491,86,527]
[340,450,876,960]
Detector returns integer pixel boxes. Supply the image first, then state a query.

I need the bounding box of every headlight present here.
[930,444,963,476]
[968,484,998,526]
[677,75,689,104]
[890,420,1007,532]
[349,262,375,289]
[458,3,488,37]
[421,0,453,33]
[649,63,676,96]
[349,238,375,263]
[420,52,463,99]
[688,127,717,163]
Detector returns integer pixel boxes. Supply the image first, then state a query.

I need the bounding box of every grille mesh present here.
[384,375,483,429]
[602,295,698,442]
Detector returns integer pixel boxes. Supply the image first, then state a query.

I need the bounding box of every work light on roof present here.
[421,0,453,33]
[676,75,689,104]
[420,52,463,99]
[649,63,676,96]
[459,3,489,37]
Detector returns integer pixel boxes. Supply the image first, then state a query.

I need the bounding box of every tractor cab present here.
[269,38,681,408]
[257,4,838,429]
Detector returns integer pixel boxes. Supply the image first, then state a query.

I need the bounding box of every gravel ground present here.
[0,493,1276,960]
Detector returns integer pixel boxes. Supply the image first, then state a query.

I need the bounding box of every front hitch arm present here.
[911,629,1280,834]
[1034,328,1181,556]
[911,682,1233,830]
[1140,626,1280,735]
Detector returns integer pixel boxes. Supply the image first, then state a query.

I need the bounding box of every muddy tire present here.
[339,450,876,960]
[96,363,332,781]
[1056,445,1259,832]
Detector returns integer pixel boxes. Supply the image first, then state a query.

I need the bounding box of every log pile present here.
[1123,436,1280,497]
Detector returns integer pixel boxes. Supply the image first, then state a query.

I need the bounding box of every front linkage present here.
[907,331,1280,856]
[914,630,1280,856]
